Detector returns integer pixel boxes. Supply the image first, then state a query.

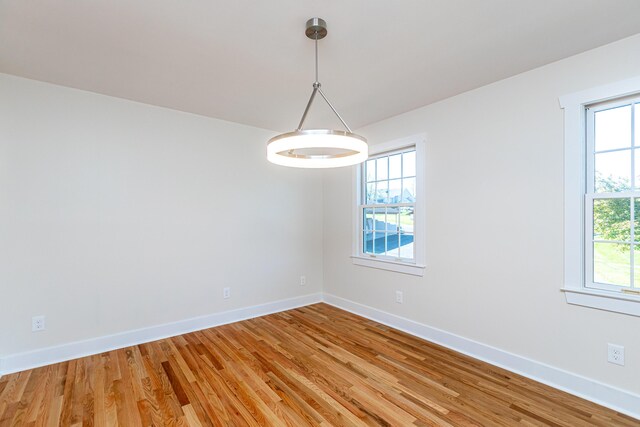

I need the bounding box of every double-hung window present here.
[560,77,640,316]
[586,97,640,292]
[363,148,416,260]
[352,136,426,276]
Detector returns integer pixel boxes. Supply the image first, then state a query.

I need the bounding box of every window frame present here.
[351,135,426,276]
[361,147,417,262]
[560,76,640,316]
[585,97,640,292]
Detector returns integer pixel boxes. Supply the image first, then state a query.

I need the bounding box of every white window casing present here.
[559,76,640,317]
[352,135,426,276]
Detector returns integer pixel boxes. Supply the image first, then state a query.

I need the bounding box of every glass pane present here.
[374,209,386,231]
[389,154,402,179]
[635,245,640,288]
[363,230,374,253]
[366,183,375,204]
[635,149,640,189]
[372,232,384,254]
[594,105,631,152]
[388,208,400,257]
[403,151,416,177]
[636,103,640,147]
[593,198,630,242]
[402,177,416,203]
[399,232,414,259]
[386,231,400,257]
[593,242,630,287]
[380,233,387,256]
[363,208,374,231]
[376,181,389,204]
[595,150,630,192]
[385,217,401,257]
[365,159,376,182]
[376,157,388,181]
[399,207,414,233]
[636,198,640,243]
[386,207,400,232]
[388,179,402,204]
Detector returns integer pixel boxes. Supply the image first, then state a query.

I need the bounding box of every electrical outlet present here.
[395,290,403,304]
[300,275,306,286]
[32,315,45,332]
[223,287,231,299]
[608,343,625,366]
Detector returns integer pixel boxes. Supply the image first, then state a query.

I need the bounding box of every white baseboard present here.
[0,293,322,376]
[322,293,640,420]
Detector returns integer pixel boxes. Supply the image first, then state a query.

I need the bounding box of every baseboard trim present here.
[2,291,638,420]
[0,293,322,376]
[322,293,640,420]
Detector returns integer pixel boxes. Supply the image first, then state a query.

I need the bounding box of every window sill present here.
[351,256,425,276]
[561,287,640,317]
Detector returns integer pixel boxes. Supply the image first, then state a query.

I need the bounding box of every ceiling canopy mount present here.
[305,17,327,40]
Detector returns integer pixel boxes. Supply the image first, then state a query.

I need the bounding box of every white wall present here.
[0,73,323,357]
[323,34,640,394]
[2,30,640,404]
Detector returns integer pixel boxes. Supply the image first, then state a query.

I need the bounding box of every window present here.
[362,149,416,260]
[560,77,640,316]
[352,136,425,275]
[586,97,640,292]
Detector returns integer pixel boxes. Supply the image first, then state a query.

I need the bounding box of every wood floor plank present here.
[0,303,637,426]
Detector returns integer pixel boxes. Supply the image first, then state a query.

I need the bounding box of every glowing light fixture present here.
[267,18,368,168]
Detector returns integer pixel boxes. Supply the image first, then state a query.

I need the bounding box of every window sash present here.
[585,96,640,292]
[359,147,417,263]
[361,204,416,261]
[584,193,639,291]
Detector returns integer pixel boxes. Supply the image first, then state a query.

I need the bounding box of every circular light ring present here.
[267,129,368,168]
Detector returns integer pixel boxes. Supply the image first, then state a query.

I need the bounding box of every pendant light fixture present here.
[267,18,368,168]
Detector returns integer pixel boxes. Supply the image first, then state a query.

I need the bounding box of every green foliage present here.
[593,173,633,243]
[595,172,630,193]
[593,199,631,241]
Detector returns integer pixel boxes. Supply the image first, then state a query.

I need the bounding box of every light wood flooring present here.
[0,303,637,426]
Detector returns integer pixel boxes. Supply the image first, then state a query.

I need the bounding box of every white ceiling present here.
[1,1,640,132]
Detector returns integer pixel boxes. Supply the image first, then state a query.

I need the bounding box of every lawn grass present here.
[593,242,637,287]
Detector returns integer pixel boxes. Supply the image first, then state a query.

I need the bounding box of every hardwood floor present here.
[0,303,637,426]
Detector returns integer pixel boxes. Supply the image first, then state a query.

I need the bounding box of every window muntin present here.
[586,97,640,291]
[361,148,416,261]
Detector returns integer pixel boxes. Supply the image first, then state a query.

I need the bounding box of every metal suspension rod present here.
[296,86,318,130]
[297,18,352,133]
[315,34,319,83]
[317,88,353,133]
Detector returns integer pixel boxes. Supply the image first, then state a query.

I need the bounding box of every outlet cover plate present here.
[395,291,403,304]
[608,343,625,366]
[32,315,45,332]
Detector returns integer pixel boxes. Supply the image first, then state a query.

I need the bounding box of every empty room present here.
[2,1,640,425]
